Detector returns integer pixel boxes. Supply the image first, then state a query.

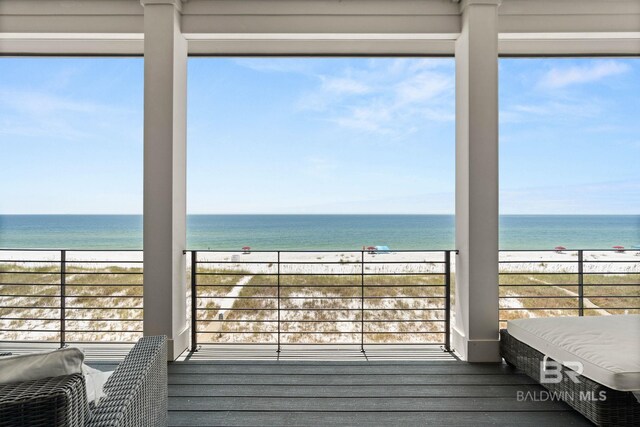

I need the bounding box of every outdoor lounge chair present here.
[0,335,168,427]
[500,316,640,426]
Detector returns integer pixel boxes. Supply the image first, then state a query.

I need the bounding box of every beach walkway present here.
[202,275,253,338]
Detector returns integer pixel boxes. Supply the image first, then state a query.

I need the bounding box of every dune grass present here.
[1,261,638,344]
[498,272,640,328]
[208,273,449,344]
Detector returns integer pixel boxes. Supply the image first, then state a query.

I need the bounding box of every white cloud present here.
[233,57,455,136]
[500,101,601,124]
[0,88,139,142]
[394,72,453,105]
[320,76,371,95]
[539,60,630,89]
[332,103,393,133]
[231,58,316,74]
[0,89,106,115]
[419,107,455,122]
[299,59,455,136]
[384,58,454,75]
[511,104,549,115]
[298,76,373,111]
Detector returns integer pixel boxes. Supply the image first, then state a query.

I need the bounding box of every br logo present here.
[540,356,583,384]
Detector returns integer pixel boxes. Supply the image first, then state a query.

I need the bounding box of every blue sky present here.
[0,57,638,214]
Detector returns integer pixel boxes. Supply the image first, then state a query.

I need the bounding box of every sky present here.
[0,57,638,215]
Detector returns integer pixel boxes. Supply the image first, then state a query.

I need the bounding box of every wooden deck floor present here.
[3,343,592,426]
[134,346,593,426]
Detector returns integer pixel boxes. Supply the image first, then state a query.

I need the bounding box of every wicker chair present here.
[0,336,168,427]
[501,329,640,426]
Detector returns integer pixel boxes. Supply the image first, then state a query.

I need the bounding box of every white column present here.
[453,0,501,362]
[141,0,188,360]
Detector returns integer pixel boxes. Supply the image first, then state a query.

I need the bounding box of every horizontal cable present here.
[1,317,141,322]
[195,320,445,324]
[196,296,446,300]
[499,296,577,299]
[0,271,60,274]
[195,284,446,288]
[196,307,446,312]
[196,274,446,277]
[196,260,446,265]
[500,307,639,310]
[64,295,142,299]
[197,331,446,335]
[190,249,452,253]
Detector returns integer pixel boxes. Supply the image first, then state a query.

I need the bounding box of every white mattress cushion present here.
[0,347,84,384]
[507,315,640,391]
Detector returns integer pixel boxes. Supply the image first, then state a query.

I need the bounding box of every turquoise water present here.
[0,215,638,250]
[0,215,640,250]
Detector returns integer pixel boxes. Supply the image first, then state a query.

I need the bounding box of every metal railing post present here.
[360,250,365,353]
[578,250,584,316]
[190,250,198,352]
[444,250,451,352]
[60,250,66,348]
[277,251,281,353]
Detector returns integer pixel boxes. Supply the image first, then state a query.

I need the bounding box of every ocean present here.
[0,215,638,250]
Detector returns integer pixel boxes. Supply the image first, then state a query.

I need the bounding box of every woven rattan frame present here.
[0,373,88,427]
[500,329,640,426]
[87,335,168,427]
[0,336,167,427]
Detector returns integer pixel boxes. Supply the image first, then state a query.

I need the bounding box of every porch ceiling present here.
[0,0,638,55]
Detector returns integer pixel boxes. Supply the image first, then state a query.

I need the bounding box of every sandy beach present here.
[1,248,638,274]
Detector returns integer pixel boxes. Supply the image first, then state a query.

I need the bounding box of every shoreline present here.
[0,249,637,274]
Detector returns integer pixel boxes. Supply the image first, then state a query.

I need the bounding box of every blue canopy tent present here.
[375,245,391,254]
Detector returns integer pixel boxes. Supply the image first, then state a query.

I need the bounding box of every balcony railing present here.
[0,249,143,346]
[188,250,454,352]
[1,248,638,350]
[499,249,640,328]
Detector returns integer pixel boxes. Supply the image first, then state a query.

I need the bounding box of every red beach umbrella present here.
[612,245,625,253]
[367,246,376,253]
[554,246,566,253]
[242,246,251,254]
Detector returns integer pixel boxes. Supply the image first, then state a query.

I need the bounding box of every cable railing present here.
[1,247,637,350]
[188,250,455,353]
[499,249,640,329]
[0,249,143,346]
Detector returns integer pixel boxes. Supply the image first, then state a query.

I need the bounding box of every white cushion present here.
[82,364,113,404]
[507,315,640,391]
[0,347,84,385]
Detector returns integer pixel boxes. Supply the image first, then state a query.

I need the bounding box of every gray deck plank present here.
[169,373,537,386]
[168,396,573,412]
[168,411,590,427]
[174,360,461,365]
[166,356,592,426]
[169,384,542,398]
[168,363,511,375]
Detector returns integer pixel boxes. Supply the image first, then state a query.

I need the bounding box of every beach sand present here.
[1,248,638,274]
